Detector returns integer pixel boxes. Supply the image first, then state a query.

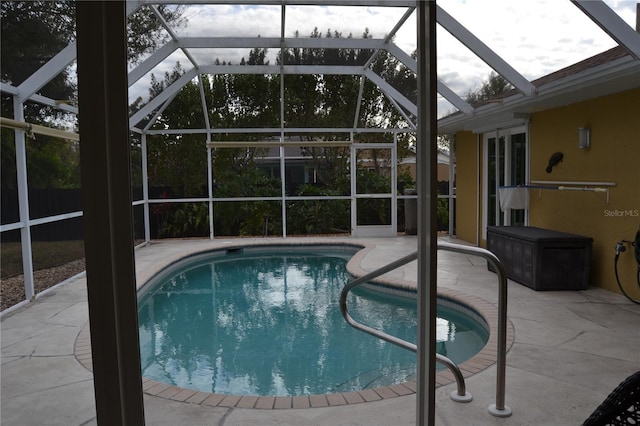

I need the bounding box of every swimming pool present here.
[137,245,489,397]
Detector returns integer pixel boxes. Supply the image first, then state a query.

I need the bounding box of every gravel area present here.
[1,259,86,311]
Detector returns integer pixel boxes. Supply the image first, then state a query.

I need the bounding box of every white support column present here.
[448,144,455,236]
[280,145,286,238]
[13,96,35,302]
[350,135,356,236]
[207,143,214,239]
[141,133,151,243]
[391,134,398,234]
[280,5,287,239]
[198,74,214,240]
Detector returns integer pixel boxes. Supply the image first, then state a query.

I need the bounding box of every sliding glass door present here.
[484,127,528,235]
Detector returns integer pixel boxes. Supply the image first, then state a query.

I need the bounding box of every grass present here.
[1,240,85,279]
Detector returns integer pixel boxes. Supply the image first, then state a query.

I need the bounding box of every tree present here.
[1,2,76,103]
[465,71,513,107]
[1,2,186,193]
[146,65,207,198]
[1,2,185,116]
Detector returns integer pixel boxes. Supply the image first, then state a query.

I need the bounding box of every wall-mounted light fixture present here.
[578,127,590,149]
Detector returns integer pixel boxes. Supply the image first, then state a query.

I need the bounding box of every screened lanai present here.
[3,0,637,311]
[2,1,640,424]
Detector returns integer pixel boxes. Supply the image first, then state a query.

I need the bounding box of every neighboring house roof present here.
[400,153,450,166]
[438,45,640,134]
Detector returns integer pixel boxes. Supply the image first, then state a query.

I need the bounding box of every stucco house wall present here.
[529,88,640,296]
[454,88,640,297]
[452,131,478,244]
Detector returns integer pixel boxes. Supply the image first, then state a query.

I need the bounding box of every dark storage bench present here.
[487,226,593,291]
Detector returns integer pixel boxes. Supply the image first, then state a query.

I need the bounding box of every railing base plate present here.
[488,404,512,417]
[450,391,473,403]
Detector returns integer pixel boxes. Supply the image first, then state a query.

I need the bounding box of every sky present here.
[127,0,638,117]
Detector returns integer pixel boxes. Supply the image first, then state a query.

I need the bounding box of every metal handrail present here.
[438,242,512,417]
[339,251,472,403]
[339,242,512,417]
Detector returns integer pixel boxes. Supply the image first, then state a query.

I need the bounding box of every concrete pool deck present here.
[2,236,639,425]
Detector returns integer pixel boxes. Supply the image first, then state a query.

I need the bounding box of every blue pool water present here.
[138,246,488,396]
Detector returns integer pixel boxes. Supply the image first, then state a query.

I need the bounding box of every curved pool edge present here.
[74,238,515,410]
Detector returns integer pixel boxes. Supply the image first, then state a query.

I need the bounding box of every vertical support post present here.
[279,145,286,238]
[280,4,287,238]
[76,2,145,424]
[13,97,35,302]
[207,143,214,239]
[416,2,437,425]
[448,144,455,237]
[350,140,356,235]
[391,133,398,235]
[141,133,150,243]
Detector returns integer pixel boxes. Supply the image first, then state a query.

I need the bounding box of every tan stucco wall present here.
[453,88,640,296]
[529,88,640,296]
[453,131,479,244]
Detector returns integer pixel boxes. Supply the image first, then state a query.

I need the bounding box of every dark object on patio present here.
[487,226,592,291]
[583,371,640,426]
[545,151,564,173]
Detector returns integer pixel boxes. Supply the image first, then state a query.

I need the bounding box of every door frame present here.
[482,125,529,239]
[350,142,397,237]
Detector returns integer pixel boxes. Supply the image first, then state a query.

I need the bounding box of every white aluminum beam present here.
[385,43,416,72]
[0,222,23,233]
[142,91,178,131]
[13,98,35,303]
[572,0,640,59]
[361,8,414,70]
[136,0,416,6]
[3,83,78,114]
[17,42,77,102]
[0,82,19,95]
[141,134,151,243]
[199,64,364,75]
[353,76,366,128]
[144,126,411,135]
[29,211,83,227]
[197,76,211,131]
[128,41,178,86]
[176,36,387,50]
[387,7,415,42]
[126,0,143,16]
[383,93,417,129]
[151,5,200,69]
[28,93,78,114]
[437,80,474,114]
[363,69,417,115]
[129,68,198,127]
[436,5,536,96]
[385,43,473,114]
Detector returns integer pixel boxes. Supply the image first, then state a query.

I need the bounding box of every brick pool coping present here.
[74,240,515,410]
